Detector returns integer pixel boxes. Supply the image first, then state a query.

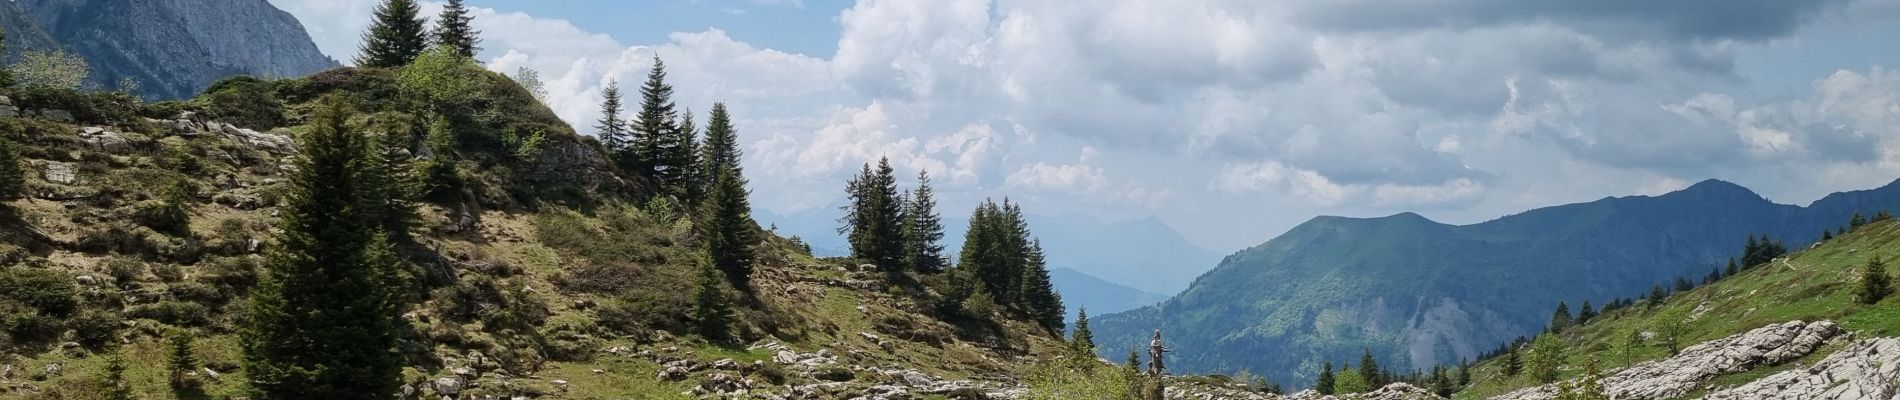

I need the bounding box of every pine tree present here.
[841,158,905,268]
[1577,301,1596,324]
[1823,229,1834,241]
[1457,359,1471,386]
[1359,349,1382,387]
[1647,284,1667,306]
[1725,258,1739,278]
[1876,210,1895,223]
[700,166,757,290]
[0,137,22,201]
[1549,301,1574,332]
[1431,366,1453,397]
[1019,239,1064,333]
[901,170,948,273]
[691,254,734,342]
[102,353,134,400]
[594,80,630,154]
[432,0,481,58]
[242,98,407,399]
[1315,362,1336,395]
[630,56,678,176]
[673,108,702,206]
[1070,306,1095,352]
[1857,255,1893,304]
[1851,212,1869,230]
[417,116,460,199]
[356,0,429,68]
[169,330,199,389]
[1504,345,1522,377]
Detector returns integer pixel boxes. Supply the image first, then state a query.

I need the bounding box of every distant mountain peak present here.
[1673,179,1759,199]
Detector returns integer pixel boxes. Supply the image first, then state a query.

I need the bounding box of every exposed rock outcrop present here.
[6,0,337,99]
[1705,337,1900,400]
[1491,320,1844,400]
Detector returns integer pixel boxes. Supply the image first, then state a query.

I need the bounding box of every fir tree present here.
[630,56,679,176]
[841,158,905,268]
[242,98,407,399]
[1315,362,1336,395]
[1359,349,1382,387]
[594,80,630,154]
[1857,255,1893,304]
[1549,301,1574,332]
[356,0,429,68]
[1577,301,1597,324]
[1647,284,1667,306]
[1674,276,1695,292]
[1823,229,1834,241]
[432,0,481,58]
[416,116,460,200]
[1457,359,1471,386]
[698,103,742,195]
[1070,306,1095,352]
[1504,345,1523,377]
[1431,366,1453,397]
[691,254,734,342]
[102,353,133,400]
[169,330,199,389]
[1019,239,1064,333]
[0,137,21,201]
[1876,210,1895,223]
[700,167,757,290]
[901,170,948,273]
[1725,258,1739,278]
[1851,212,1869,230]
[672,108,702,205]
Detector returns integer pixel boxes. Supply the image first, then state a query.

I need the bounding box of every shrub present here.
[11,50,90,90]
[103,257,146,288]
[0,268,79,316]
[69,310,124,348]
[152,263,185,283]
[169,281,225,304]
[199,76,287,130]
[134,201,190,235]
[813,366,855,382]
[127,300,212,326]
[200,256,259,293]
[3,311,63,343]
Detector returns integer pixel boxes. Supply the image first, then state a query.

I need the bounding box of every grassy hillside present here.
[0,62,1078,399]
[1456,219,1900,399]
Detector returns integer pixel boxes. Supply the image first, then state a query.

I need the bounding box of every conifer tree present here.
[1549,301,1573,332]
[432,0,481,58]
[0,137,21,201]
[1504,346,1522,377]
[1315,362,1336,395]
[1431,366,1453,397]
[698,103,742,195]
[841,158,905,268]
[1726,257,1739,277]
[1851,212,1868,230]
[700,165,757,290]
[692,254,734,342]
[1876,210,1895,223]
[1457,359,1471,386]
[1857,255,1893,304]
[901,170,948,273]
[1070,306,1095,352]
[169,330,199,389]
[356,0,429,68]
[594,80,630,154]
[243,98,407,399]
[1577,301,1596,324]
[102,353,133,400]
[1019,239,1064,332]
[416,116,460,199]
[673,109,702,205]
[1823,229,1834,241]
[631,56,679,176]
[1359,349,1382,387]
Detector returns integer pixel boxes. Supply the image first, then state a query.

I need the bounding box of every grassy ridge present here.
[1457,220,1900,399]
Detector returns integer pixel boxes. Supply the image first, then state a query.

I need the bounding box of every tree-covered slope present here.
[1093,179,1900,389]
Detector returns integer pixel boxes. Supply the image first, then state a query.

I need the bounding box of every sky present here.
[269,0,1900,252]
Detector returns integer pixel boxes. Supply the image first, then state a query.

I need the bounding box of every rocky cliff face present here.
[2,0,335,99]
[1491,320,1862,400]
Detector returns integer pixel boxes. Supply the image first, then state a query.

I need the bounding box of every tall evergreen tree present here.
[1577,300,1597,324]
[698,103,742,194]
[1851,212,1869,230]
[630,56,679,176]
[841,158,905,268]
[699,160,757,291]
[594,80,630,155]
[1019,239,1064,332]
[672,108,702,205]
[102,353,134,400]
[356,0,429,68]
[1359,349,1382,387]
[1857,255,1893,304]
[1549,301,1574,332]
[1071,306,1095,352]
[1725,258,1740,278]
[901,170,948,273]
[242,98,407,399]
[0,137,21,201]
[169,330,199,389]
[1504,345,1523,377]
[1315,362,1336,395]
[432,0,481,58]
[692,253,734,342]
[1457,359,1471,386]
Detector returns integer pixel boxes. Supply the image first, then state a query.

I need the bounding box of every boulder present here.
[1490,320,1844,400]
[1704,337,1900,400]
[41,161,77,184]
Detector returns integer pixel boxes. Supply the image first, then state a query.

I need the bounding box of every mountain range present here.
[0,0,335,99]
[1092,178,1900,388]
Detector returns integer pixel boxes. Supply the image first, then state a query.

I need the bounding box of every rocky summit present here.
[0,0,336,99]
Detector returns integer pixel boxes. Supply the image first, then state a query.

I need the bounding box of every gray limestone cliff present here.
[0,0,336,99]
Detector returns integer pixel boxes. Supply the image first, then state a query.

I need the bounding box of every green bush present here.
[199,75,287,129]
[69,310,124,348]
[126,300,212,326]
[200,256,259,293]
[3,311,64,343]
[12,85,142,125]
[0,267,79,317]
[103,257,146,288]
